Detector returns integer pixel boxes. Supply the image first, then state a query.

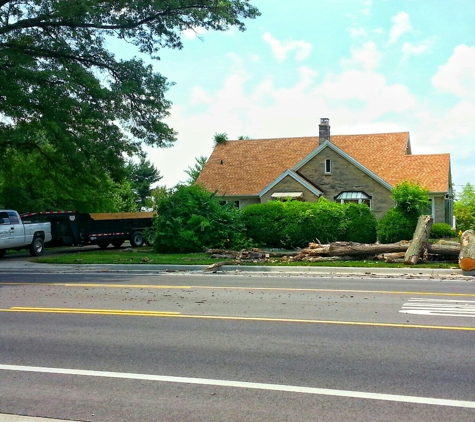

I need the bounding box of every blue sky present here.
[121,0,475,193]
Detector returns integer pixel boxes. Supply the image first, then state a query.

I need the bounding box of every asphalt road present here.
[1,272,474,421]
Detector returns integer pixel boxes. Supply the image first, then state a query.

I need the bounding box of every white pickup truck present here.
[0,210,52,257]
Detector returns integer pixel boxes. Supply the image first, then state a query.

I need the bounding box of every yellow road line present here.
[1,307,474,331]
[2,282,475,297]
[3,307,180,316]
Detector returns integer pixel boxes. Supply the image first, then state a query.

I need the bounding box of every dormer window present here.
[325,159,332,174]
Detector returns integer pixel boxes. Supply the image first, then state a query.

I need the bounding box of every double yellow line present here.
[1,307,180,317]
[2,306,475,331]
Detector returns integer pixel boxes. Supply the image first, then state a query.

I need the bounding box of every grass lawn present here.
[32,246,459,269]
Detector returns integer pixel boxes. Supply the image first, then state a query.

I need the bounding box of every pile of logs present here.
[206,216,475,271]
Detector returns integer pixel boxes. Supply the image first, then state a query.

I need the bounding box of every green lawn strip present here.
[32,249,458,269]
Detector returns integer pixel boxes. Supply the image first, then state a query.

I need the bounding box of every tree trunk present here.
[404,215,433,265]
[328,241,409,256]
[427,243,460,256]
[459,230,475,271]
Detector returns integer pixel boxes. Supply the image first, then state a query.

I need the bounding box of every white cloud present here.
[182,27,207,40]
[388,11,412,45]
[341,41,382,70]
[349,27,367,38]
[190,86,213,106]
[431,44,475,98]
[262,32,312,62]
[402,37,435,59]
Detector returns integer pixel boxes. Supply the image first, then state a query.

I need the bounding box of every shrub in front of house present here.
[430,223,455,239]
[241,199,375,249]
[377,208,418,243]
[341,203,377,244]
[152,184,249,253]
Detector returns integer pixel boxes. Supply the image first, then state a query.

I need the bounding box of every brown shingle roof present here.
[196,132,450,195]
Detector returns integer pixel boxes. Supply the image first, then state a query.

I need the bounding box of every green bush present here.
[377,208,418,243]
[430,223,455,239]
[241,199,376,248]
[391,181,430,216]
[152,185,250,253]
[342,203,377,243]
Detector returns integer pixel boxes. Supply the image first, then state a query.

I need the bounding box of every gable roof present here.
[196,132,451,195]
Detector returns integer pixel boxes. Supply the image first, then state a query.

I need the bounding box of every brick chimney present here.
[319,118,330,145]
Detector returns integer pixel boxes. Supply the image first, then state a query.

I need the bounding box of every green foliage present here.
[152,185,249,253]
[454,183,475,231]
[214,133,229,144]
[241,199,374,249]
[126,158,162,210]
[0,0,259,211]
[430,223,455,239]
[237,135,251,140]
[184,156,208,185]
[342,203,377,243]
[377,208,418,243]
[391,181,430,216]
[0,146,135,212]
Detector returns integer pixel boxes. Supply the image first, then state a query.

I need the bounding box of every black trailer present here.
[20,211,155,249]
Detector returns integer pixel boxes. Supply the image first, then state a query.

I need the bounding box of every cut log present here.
[459,230,475,271]
[375,252,406,263]
[328,241,409,256]
[427,243,460,256]
[404,215,433,265]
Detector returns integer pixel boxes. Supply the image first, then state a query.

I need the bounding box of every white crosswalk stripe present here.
[400,298,475,317]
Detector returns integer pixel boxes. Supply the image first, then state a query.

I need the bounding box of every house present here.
[196,118,453,224]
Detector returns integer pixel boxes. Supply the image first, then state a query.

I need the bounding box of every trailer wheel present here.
[29,237,44,256]
[0,249,6,258]
[97,241,110,249]
[145,231,156,246]
[130,231,144,248]
[112,240,124,248]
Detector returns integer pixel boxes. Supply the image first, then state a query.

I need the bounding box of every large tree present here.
[127,157,162,210]
[0,0,259,211]
[454,183,475,231]
[184,155,207,185]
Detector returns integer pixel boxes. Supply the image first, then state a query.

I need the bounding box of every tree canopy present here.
[0,0,260,211]
[454,183,475,231]
[127,157,162,210]
[184,155,207,185]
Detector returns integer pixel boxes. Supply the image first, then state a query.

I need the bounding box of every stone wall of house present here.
[433,196,445,223]
[298,148,394,220]
[260,176,320,203]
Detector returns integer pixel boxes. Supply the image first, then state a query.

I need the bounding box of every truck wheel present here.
[112,240,124,248]
[97,241,110,249]
[130,231,144,248]
[29,237,44,256]
[0,249,6,258]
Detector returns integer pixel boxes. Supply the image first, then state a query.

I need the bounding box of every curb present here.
[0,261,473,278]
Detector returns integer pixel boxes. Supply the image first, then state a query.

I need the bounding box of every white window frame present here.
[324,159,332,174]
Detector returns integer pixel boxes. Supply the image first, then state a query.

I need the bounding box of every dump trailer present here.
[20,211,155,249]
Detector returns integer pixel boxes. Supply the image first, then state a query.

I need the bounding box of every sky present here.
[119,0,475,193]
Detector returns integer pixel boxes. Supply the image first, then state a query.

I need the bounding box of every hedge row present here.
[241,199,377,249]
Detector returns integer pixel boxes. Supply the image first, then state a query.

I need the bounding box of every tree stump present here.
[404,215,433,265]
[459,230,475,271]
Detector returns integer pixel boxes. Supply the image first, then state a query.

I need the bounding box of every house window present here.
[334,191,372,207]
[325,159,331,174]
[270,192,304,202]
